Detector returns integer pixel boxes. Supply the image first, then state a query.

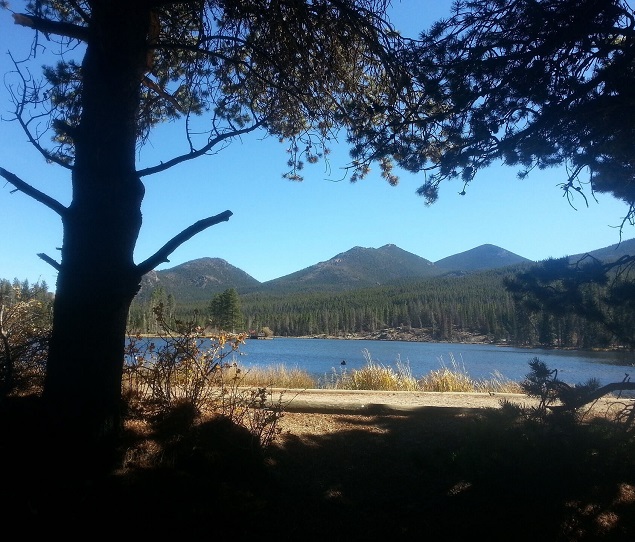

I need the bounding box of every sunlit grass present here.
[127,347,523,394]
[416,353,522,393]
[417,354,475,392]
[276,350,522,394]
[320,349,420,391]
[237,364,317,389]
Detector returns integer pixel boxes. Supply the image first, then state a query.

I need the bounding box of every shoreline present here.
[131,330,629,354]
[277,333,627,353]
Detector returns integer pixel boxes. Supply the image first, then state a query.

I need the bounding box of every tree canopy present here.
[392,0,635,226]
[3,0,635,444]
[0,0,425,442]
[5,0,416,187]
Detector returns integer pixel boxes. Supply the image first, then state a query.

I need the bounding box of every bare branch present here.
[141,75,184,114]
[6,51,75,170]
[12,13,89,42]
[37,253,61,271]
[0,167,67,217]
[137,122,265,177]
[136,210,233,276]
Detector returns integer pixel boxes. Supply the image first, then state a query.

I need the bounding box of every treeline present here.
[0,272,617,350]
[128,266,621,349]
[0,278,52,300]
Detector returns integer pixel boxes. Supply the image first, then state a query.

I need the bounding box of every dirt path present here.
[270,388,541,414]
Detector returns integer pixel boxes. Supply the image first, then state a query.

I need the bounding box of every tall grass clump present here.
[418,353,523,393]
[418,354,475,392]
[236,363,317,389]
[331,349,419,391]
[482,370,524,394]
[319,350,522,393]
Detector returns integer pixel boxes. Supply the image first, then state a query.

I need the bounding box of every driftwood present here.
[549,380,635,412]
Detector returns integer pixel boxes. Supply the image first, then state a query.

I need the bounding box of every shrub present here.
[0,282,50,396]
[123,304,284,448]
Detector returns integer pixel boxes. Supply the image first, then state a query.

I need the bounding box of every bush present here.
[0,282,50,396]
[123,304,284,448]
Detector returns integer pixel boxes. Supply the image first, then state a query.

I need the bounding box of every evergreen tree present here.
[1,1,421,442]
[505,255,635,348]
[403,0,635,223]
[209,288,243,332]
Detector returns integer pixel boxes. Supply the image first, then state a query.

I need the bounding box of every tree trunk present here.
[43,3,151,445]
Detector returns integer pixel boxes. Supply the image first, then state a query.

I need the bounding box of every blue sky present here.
[1,0,632,289]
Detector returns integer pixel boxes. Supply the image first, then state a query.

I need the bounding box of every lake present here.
[227,337,635,388]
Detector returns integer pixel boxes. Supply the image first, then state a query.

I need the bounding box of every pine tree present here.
[208,288,243,332]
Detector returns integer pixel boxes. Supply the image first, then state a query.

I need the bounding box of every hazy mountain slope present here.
[434,244,533,272]
[566,237,635,264]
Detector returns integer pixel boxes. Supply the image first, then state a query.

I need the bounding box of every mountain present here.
[137,257,260,303]
[133,239,635,304]
[434,244,532,272]
[567,237,635,264]
[259,244,439,293]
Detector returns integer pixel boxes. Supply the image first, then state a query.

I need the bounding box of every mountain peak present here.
[137,257,260,303]
[434,245,532,271]
[262,244,436,293]
[133,239,635,303]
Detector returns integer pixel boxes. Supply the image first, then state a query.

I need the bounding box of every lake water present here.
[228,337,635,388]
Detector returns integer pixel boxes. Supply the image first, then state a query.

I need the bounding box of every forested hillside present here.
[125,240,635,348]
[128,264,617,349]
[7,240,632,349]
[239,268,521,341]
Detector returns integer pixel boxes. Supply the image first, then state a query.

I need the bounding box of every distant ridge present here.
[434,244,532,272]
[133,239,635,304]
[259,244,438,293]
[567,237,635,264]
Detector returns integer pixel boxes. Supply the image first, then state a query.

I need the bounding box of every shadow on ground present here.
[1,395,634,540]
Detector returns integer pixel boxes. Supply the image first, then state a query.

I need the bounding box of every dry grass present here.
[418,353,523,393]
[316,350,523,393]
[322,350,419,391]
[236,363,316,389]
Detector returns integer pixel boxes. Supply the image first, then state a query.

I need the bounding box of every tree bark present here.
[42,3,151,444]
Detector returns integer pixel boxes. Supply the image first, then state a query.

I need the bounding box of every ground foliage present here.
[1,387,634,540]
[0,279,51,395]
[130,264,626,349]
[2,297,635,539]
